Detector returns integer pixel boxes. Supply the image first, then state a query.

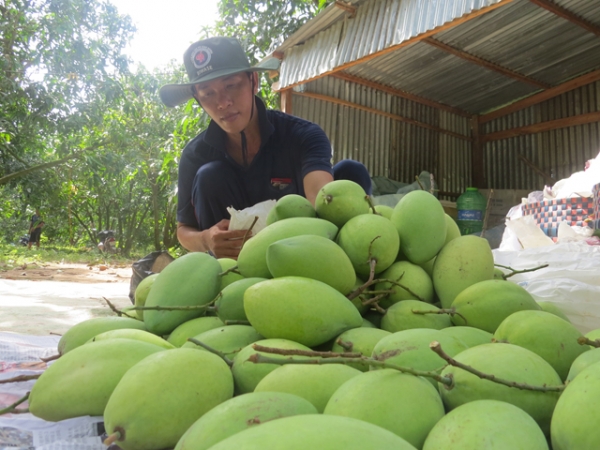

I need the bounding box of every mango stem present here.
[252,344,361,359]
[429,341,565,392]
[578,336,600,348]
[247,352,452,386]
[412,308,468,325]
[241,216,258,246]
[0,374,40,385]
[187,338,233,366]
[0,392,30,415]
[335,339,354,351]
[494,263,549,280]
[103,430,122,446]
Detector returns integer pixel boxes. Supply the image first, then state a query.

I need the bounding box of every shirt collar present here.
[203,96,275,151]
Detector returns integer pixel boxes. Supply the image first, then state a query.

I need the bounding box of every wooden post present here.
[281,88,293,115]
[471,115,486,188]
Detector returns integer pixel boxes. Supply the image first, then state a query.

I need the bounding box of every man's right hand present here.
[177,220,252,259]
[206,219,251,259]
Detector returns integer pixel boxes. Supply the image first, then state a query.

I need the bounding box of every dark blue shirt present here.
[177,97,333,228]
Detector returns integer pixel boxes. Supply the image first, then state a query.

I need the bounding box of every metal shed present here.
[270,0,600,199]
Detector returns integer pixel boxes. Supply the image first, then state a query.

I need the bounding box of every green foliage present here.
[0,0,325,254]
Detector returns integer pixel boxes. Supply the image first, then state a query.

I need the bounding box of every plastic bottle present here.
[457,187,487,235]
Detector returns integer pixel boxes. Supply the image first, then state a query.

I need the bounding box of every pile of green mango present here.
[22,182,600,450]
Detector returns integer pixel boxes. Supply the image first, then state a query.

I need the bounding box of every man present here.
[28,209,44,249]
[159,37,371,259]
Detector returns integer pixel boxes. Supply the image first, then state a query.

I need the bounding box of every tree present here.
[0,0,135,193]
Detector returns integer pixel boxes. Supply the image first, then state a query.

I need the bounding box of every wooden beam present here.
[294,91,471,141]
[471,116,486,188]
[280,89,293,114]
[330,72,471,117]
[480,69,600,123]
[423,37,551,89]
[277,0,516,91]
[518,154,555,185]
[529,0,600,37]
[482,111,600,142]
[334,0,357,17]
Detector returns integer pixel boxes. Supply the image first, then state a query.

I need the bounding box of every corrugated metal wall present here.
[290,76,472,196]
[483,80,600,191]
[288,78,599,196]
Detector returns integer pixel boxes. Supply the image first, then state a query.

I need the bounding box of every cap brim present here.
[159,57,281,107]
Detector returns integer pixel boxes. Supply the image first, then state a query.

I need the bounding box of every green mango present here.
[166,316,225,347]
[493,310,589,381]
[418,256,436,278]
[551,361,600,449]
[266,235,355,294]
[381,299,452,332]
[361,317,376,328]
[450,279,541,333]
[231,338,312,394]
[433,235,495,308]
[174,392,318,450]
[375,260,435,308]
[29,339,165,421]
[373,204,394,219]
[87,328,175,349]
[423,400,548,450]
[255,364,361,413]
[493,267,507,279]
[324,369,445,449]
[144,252,222,336]
[244,276,362,347]
[585,328,600,341]
[214,277,267,323]
[206,414,418,450]
[372,328,467,387]
[331,327,391,371]
[336,213,400,278]
[440,326,493,348]
[444,214,461,244]
[58,316,147,355]
[182,325,263,359]
[439,343,562,435]
[314,179,370,228]
[217,258,245,291]
[267,194,316,225]
[390,190,447,264]
[566,348,600,382]
[237,217,338,278]
[104,348,233,450]
[537,301,571,323]
[134,273,159,320]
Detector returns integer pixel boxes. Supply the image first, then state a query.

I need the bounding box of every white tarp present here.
[494,241,600,334]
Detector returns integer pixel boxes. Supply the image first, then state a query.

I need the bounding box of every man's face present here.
[193,72,257,134]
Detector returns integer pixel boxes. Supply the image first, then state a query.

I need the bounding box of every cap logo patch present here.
[191,46,213,70]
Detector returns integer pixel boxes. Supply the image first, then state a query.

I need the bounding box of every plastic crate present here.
[521,196,594,240]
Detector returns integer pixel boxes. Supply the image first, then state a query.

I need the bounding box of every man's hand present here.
[177,220,252,259]
[206,219,251,259]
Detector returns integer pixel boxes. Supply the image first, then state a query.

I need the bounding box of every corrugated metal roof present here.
[277,0,600,115]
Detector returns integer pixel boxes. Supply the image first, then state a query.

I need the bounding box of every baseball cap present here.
[159,36,280,107]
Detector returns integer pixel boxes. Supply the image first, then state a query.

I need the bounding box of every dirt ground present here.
[0,262,135,336]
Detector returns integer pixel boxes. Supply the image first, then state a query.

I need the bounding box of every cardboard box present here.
[479,189,530,228]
